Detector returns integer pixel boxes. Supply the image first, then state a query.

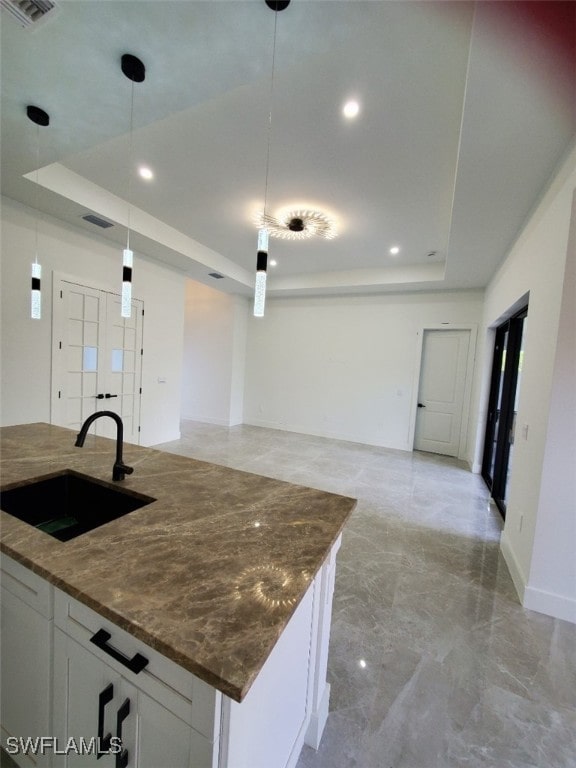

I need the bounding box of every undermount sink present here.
[0,470,156,542]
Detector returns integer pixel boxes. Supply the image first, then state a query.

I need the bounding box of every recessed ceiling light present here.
[342,100,360,119]
[389,246,400,255]
[138,166,154,180]
[270,259,277,267]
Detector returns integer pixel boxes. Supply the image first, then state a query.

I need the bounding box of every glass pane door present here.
[482,307,527,517]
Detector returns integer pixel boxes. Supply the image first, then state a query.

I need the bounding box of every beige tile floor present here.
[161,421,576,768]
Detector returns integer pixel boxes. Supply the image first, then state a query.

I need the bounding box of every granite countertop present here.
[0,423,356,702]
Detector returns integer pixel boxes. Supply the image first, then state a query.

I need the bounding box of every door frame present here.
[481,305,528,517]
[409,324,478,461]
[50,271,144,442]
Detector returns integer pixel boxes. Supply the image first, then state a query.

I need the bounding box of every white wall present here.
[524,191,576,624]
[244,290,483,457]
[477,146,576,622]
[181,280,248,426]
[0,197,185,446]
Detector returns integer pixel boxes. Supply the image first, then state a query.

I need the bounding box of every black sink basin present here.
[0,470,156,542]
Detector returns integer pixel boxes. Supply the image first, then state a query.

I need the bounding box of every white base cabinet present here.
[1,535,341,768]
[1,556,53,768]
[53,629,202,768]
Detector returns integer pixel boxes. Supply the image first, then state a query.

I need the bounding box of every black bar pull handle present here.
[105,393,118,399]
[96,394,105,399]
[97,683,113,760]
[417,403,426,408]
[115,698,130,768]
[90,629,149,674]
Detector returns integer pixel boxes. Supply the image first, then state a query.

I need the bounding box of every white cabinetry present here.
[1,534,341,768]
[1,555,53,768]
[52,591,220,768]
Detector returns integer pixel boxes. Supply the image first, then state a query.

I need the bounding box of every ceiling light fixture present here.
[138,165,153,180]
[120,53,145,319]
[253,0,290,318]
[343,100,360,119]
[256,207,338,240]
[389,246,400,255]
[26,104,50,320]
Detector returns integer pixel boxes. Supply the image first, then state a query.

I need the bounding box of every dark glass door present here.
[482,307,527,517]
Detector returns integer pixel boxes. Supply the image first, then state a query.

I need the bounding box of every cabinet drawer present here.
[54,588,220,739]
[0,553,53,618]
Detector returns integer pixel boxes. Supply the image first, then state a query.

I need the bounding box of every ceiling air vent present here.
[82,214,114,229]
[1,0,58,28]
[208,272,225,280]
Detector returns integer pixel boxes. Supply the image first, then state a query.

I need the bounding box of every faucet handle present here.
[113,463,134,482]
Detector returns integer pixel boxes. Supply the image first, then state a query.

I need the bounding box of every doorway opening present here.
[482,306,528,518]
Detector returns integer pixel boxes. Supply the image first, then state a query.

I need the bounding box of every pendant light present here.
[253,0,290,318]
[120,53,145,318]
[26,105,50,320]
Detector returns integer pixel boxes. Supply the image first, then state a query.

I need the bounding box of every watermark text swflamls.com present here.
[5,736,123,756]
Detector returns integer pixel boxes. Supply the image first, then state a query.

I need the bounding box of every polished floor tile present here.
[157,421,576,768]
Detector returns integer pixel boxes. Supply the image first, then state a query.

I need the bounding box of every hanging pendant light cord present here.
[126,80,135,251]
[34,123,40,265]
[262,9,280,220]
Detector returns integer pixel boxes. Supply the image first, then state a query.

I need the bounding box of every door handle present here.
[90,629,149,674]
[417,403,426,408]
[105,393,118,399]
[97,683,113,760]
[96,394,105,400]
[115,698,130,768]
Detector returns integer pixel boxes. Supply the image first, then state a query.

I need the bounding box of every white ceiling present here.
[1,0,575,299]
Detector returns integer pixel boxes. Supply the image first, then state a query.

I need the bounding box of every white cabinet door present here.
[0,555,53,768]
[53,627,118,768]
[1,587,53,768]
[52,628,195,768]
[133,686,195,768]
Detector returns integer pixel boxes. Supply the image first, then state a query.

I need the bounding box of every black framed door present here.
[482,307,528,518]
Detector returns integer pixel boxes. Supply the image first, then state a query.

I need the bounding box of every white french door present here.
[51,278,143,444]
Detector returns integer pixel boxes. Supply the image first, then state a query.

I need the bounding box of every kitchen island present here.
[0,423,356,768]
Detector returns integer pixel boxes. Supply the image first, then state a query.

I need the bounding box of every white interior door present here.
[51,279,143,444]
[414,330,470,457]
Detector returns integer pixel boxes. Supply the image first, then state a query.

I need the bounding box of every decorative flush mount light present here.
[26,104,50,320]
[256,208,338,241]
[253,0,290,318]
[120,53,145,319]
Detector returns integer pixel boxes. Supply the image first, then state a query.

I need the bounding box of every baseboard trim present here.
[304,682,331,750]
[180,414,232,427]
[242,418,411,452]
[499,531,527,603]
[524,586,576,625]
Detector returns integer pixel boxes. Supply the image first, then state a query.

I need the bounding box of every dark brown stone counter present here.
[0,423,355,702]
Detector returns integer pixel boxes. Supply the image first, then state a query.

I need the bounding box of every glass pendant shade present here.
[253,228,269,318]
[254,271,267,318]
[31,262,41,319]
[121,248,133,318]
